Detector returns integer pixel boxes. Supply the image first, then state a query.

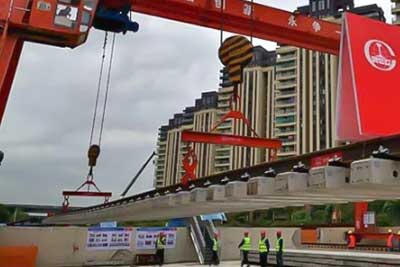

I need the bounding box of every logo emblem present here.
[364,40,396,71]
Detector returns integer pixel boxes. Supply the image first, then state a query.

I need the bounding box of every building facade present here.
[154,92,218,188]
[392,0,400,25]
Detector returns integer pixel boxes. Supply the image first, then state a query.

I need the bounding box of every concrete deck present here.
[137,263,238,267]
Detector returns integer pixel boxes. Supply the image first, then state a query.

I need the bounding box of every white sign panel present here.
[87,227,132,250]
[363,211,375,225]
[100,221,117,228]
[136,227,177,250]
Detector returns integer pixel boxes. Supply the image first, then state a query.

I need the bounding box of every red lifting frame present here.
[62,169,112,212]
[182,131,282,149]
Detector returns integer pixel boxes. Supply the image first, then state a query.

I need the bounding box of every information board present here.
[86,227,132,250]
[135,227,177,249]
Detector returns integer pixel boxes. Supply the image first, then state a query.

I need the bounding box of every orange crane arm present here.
[130,0,341,55]
[0,0,342,125]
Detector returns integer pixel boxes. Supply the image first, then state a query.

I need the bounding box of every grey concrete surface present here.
[136,262,239,267]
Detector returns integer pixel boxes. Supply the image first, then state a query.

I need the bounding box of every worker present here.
[275,231,284,267]
[387,229,394,251]
[397,231,400,251]
[155,232,166,266]
[347,230,356,249]
[210,232,220,266]
[259,230,270,267]
[238,231,251,267]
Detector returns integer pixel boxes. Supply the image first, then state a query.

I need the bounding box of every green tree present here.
[291,209,312,225]
[376,213,392,226]
[312,210,329,224]
[382,200,400,224]
[0,204,10,223]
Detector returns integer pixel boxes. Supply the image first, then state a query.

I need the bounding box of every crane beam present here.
[130,0,341,55]
[182,130,282,149]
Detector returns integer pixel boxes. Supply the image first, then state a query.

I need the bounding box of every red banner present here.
[311,152,343,168]
[337,13,400,141]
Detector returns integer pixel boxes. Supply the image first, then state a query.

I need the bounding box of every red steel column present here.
[0,36,23,125]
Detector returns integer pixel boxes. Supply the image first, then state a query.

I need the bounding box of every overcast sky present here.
[0,0,391,206]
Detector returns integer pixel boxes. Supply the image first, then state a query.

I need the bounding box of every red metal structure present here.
[0,0,388,246]
[62,145,112,211]
[0,0,342,125]
[181,130,282,185]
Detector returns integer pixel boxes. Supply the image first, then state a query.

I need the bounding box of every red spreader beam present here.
[62,191,112,197]
[181,130,282,149]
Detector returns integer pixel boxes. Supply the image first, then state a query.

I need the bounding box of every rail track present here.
[303,242,391,252]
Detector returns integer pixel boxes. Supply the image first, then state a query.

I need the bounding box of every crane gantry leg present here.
[0,36,23,125]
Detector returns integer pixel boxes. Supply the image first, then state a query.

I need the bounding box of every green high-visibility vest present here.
[241,237,251,251]
[157,236,166,249]
[275,237,284,252]
[213,238,219,251]
[259,238,268,253]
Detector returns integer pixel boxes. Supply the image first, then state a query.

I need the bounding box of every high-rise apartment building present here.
[232,47,276,169]
[392,0,400,24]
[213,47,277,172]
[154,92,218,188]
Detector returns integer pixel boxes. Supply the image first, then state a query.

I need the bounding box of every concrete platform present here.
[128,264,236,267]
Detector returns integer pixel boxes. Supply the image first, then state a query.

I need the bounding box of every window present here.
[319,0,325,10]
[312,1,316,12]
[54,4,78,28]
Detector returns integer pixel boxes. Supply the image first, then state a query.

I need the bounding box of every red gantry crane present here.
[2,0,381,246]
[0,0,341,126]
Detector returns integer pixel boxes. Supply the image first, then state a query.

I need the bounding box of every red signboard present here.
[336,13,400,141]
[311,152,343,168]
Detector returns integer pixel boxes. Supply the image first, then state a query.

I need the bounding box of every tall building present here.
[232,47,276,169]
[193,92,219,178]
[392,0,400,24]
[213,47,277,172]
[154,92,218,188]
[154,125,169,188]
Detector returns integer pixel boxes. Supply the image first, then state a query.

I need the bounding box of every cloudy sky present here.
[0,0,391,206]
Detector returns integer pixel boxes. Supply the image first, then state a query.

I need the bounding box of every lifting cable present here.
[89,32,116,148]
[99,33,116,147]
[87,32,117,171]
[89,32,108,147]
[62,32,116,210]
[250,0,254,44]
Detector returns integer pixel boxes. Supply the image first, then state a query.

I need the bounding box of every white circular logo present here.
[364,40,397,71]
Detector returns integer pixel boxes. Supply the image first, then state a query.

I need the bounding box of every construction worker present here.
[210,232,220,266]
[259,230,270,267]
[347,230,356,249]
[275,231,284,267]
[155,232,166,266]
[387,229,394,251]
[238,231,251,267]
[397,231,400,251]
